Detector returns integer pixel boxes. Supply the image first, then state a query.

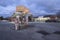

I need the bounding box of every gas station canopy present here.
[16,6,29,14]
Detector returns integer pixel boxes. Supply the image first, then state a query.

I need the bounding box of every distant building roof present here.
[43,15,56,17]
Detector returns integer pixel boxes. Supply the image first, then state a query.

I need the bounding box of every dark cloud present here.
[0,0,60,17]
[0,0,16,7]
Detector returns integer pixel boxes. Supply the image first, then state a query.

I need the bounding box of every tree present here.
[0,16,3,20]
[56,10,60,18]
[28,14,33,22]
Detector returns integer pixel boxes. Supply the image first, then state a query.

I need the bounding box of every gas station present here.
[11,6,33,30]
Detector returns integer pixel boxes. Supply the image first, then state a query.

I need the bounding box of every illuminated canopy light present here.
[16,6,29,14]
[16,6,25,12]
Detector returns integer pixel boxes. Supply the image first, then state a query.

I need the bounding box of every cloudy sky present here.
[0,0,60,17]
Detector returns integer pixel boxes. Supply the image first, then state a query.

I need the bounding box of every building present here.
[11,6,33,23]
[34,16,50,22]
[43,15,60,22]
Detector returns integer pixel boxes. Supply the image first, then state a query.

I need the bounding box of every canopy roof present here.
[16,6,29,14]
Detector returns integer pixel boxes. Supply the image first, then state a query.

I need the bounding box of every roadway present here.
[0,21,60,40]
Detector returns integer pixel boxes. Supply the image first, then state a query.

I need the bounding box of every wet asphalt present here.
[0,21,60,40]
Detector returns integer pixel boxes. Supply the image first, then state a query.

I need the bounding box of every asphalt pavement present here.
[0,21,60,40]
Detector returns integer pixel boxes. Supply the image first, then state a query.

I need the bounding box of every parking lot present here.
[0,21,60,40]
